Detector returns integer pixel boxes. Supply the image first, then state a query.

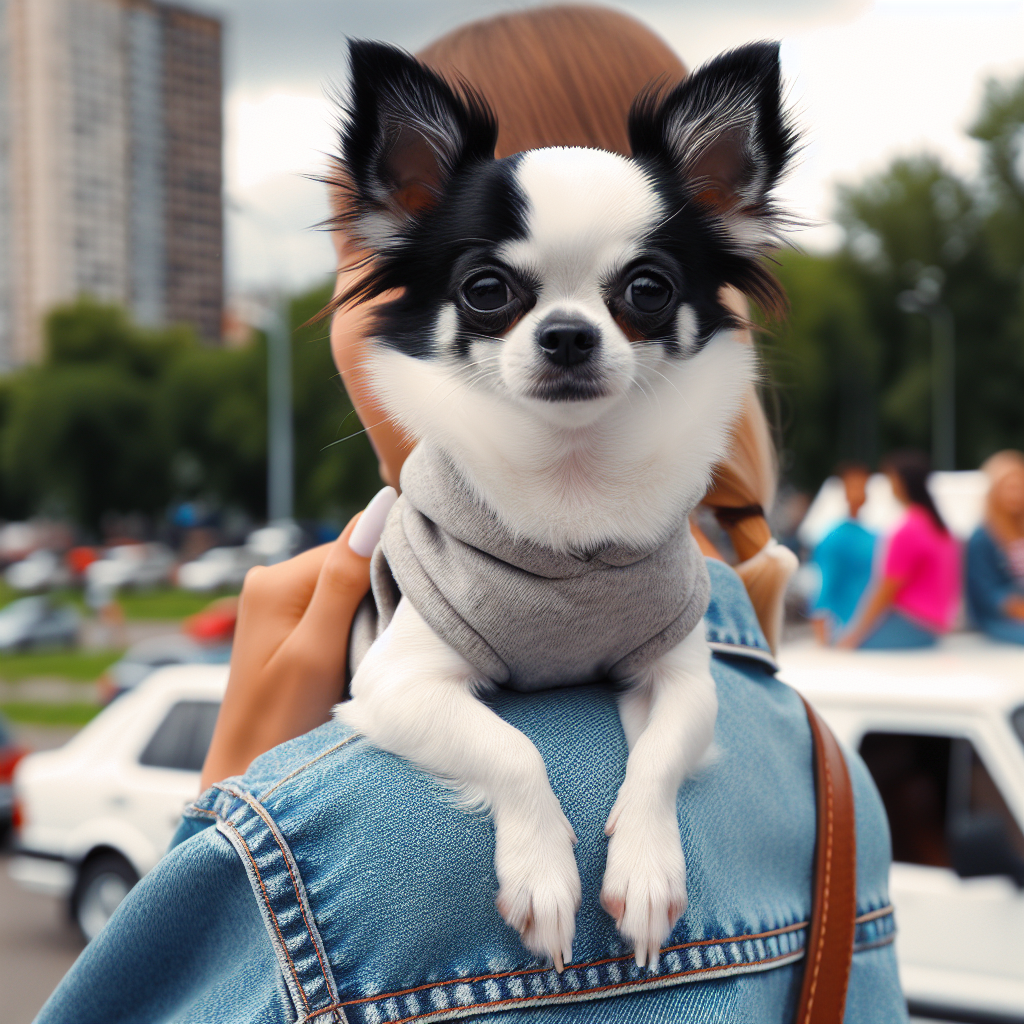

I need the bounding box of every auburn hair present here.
[331,6,795,648]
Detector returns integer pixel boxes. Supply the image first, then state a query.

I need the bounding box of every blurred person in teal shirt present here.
[810,462,877,643]
[966,450,1024,644]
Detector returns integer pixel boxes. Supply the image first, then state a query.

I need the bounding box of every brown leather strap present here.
[796,695,858,1024]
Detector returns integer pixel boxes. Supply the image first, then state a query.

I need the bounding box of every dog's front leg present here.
[336,597,581,969]
[600,620,717,970]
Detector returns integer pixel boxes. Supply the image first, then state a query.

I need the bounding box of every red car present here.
[0,712,29,840]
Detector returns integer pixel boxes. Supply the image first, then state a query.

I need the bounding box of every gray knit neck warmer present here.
[350,444,710,691]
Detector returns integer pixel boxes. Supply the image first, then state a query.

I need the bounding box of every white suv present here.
[780,635,1024,1022]
[9,665,226,940]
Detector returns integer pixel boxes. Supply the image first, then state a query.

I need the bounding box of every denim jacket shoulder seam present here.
[258,733,361,802]
[196,784,346,1023]
[319,908,894,1024]
[215,782,343,1015]
[213,816,315,1019]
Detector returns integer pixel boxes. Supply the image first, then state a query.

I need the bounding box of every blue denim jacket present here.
[37,561,905,1024]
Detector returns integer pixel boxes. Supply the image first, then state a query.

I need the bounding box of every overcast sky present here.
[190,0,1024,297]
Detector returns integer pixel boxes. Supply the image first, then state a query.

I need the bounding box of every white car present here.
[84,543,175,591]
[9,665,226,940]
[246,521,302,565]
[780,636,1024,1022]
[176,545,259,592]
[3,548,71,592]
[0,596,81,652]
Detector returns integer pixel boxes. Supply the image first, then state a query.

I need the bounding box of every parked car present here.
[0,711,29,841]
[9,665,227,939]
[3,549,72,592]
[246,521,302,565]
[84,543,175,591]
[97,633,231,704]
[0,596,80,652]
[779,635,1024,1022]
[0,521,40,567]
[176,546,258,592]
[182,597,238,646]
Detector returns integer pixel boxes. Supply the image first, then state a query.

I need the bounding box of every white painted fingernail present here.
[348,486,397,557]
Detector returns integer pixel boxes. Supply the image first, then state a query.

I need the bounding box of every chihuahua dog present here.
[333,40,796,971]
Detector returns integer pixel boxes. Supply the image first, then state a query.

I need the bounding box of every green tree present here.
[162,285,380,523]
[0,287,381,531]
[0,298,188,527]
[161,337,268,516]
[762,72,1024,489]
[762,251,879,487]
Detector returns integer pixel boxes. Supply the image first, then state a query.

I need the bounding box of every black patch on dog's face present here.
[619,178,755,352]
[363,156,535,359]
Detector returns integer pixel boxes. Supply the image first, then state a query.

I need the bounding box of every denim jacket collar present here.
[702,558,777,671]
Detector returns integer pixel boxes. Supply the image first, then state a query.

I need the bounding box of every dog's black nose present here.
[537,320,599,367]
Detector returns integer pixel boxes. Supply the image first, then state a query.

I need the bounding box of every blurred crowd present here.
[804,450,1024,650]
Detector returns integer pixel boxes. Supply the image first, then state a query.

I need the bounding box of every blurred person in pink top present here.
[839,450,961,649]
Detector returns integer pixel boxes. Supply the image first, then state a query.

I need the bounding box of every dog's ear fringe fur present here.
[309,42,499,326]
[331,42,497,237]
[628,42,796,323]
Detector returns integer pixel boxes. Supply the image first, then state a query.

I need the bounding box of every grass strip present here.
[118,588,238,620]
[1,702,101,725]
[0,649,123,682]
[0,582,238,621]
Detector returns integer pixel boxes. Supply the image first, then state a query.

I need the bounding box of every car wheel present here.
[71,852,139,941]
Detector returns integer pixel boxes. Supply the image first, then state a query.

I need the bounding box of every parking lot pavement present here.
[0,852,83,1024]
[1,725,83,1023]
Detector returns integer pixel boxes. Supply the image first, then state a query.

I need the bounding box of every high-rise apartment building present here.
[0,0,222,366]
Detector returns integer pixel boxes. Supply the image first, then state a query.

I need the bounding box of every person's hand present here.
[200,487,397,790]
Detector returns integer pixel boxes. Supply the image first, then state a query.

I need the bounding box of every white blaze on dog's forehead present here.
[501,148,662,283]
[434,302,459,351]
[675,303,698,353]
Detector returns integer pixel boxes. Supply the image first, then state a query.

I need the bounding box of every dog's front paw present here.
[600,797,686,971]
[494,800,581,972]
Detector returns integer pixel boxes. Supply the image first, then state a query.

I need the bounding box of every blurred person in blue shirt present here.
[810,462,876,644]
[966,450,1024,644]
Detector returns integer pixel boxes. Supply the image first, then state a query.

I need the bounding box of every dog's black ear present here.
[630,42,796,239]
[337,41,498,249]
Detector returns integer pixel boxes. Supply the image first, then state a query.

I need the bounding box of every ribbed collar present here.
[401,444,694,578]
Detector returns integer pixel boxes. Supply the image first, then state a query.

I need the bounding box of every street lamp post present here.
[226,196,296,526]
[897,268,956,471]
[266,294,294,523]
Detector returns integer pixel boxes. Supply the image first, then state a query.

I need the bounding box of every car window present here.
[138,701,220,772]
[1012,706,1024,750]
[859,731,1024,870]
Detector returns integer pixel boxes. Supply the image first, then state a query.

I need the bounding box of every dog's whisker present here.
[643,364,686,402]
[319,412,396,450]
[629,374,655,414]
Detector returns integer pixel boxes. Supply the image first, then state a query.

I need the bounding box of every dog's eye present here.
[462,274,512,313]
[625,274,672,315]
